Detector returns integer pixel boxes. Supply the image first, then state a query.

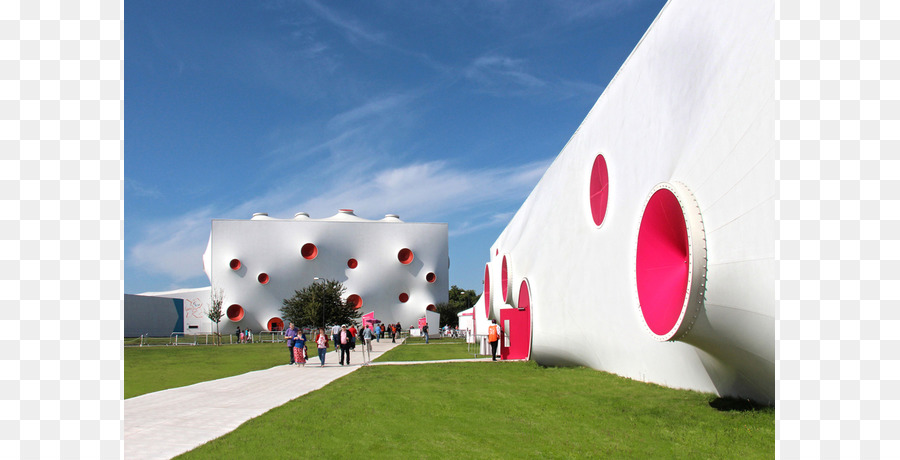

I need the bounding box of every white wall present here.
[484,0,775,403]
[138,287,213,334]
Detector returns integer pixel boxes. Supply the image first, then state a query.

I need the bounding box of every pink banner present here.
[418,317,427,328]
[362,311,375,326]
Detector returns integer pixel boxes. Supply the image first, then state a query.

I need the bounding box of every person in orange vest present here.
[488,320,501,361]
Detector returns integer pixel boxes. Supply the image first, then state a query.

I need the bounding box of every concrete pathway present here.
[125,339,404,460]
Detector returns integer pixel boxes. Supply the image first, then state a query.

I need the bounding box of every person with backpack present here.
[488,320,501,361]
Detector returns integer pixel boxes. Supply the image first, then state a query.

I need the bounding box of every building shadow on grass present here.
[708,397,773,412]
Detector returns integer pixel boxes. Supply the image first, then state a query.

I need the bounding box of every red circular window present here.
[398,248,414,264]
[229,259,241,270]
[426,304,436,312]
[347,294,362,309]
[399,293,409,303]
[501,256,510,302]
[425,272,436,283]
[483,264,491,318]
[347,258,358,269]
[226,304,244,321]
[589,154,610,226]
[636,187,690,337]
[301,243,318,260]
[258,273,269,284]
[268,317,284,331]
[517,280,530,311]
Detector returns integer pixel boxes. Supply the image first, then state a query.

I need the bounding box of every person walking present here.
[374,323,381,343]
[293,330,307,366]
[348,324,358,351]
[361,324,374,365]
[331,324,342,354]
[488,320,501,361]
[422,323,429,344]
[339,325,352,366]
[245,328,252,343]
[285,322,298,365]
[315,328,328,367]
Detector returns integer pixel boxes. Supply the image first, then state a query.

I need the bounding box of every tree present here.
[207,287,225,346]
[280,279,361,329]
[438,285,480,327]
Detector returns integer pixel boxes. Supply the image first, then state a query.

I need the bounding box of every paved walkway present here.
[125,339,411,460]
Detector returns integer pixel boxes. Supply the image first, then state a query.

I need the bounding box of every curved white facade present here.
[204,209,448,332]
[484,0,775,403]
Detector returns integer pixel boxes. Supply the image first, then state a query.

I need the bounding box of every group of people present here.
[283,322,378,367]
[235,327,253,343]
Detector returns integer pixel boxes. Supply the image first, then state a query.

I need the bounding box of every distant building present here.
[201,209,447,334]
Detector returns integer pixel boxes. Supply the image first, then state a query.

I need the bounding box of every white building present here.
[482,0,775,403]
[202,209,447,333]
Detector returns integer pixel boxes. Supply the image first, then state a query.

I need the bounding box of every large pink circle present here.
[589,154,609,226]
[483,264,491,318]
[636,188,690,336]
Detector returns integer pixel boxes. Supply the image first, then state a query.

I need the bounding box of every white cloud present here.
[127,158,551,283]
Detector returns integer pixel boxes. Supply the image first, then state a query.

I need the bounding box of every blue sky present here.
[125,0,667,295]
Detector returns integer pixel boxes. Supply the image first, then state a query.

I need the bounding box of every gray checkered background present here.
[2,0,122,458]
[0,0,897,458]
[779,0,899,459]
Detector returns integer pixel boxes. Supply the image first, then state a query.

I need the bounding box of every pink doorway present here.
[500,279,532,360]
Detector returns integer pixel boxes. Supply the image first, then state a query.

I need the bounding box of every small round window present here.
[589,154,609,226]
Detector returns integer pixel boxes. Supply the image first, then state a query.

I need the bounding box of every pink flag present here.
[418,317,427,328]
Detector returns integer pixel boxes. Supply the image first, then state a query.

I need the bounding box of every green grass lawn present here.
[175,361,773,459]
[125,342,299,398]
[374,337,488,362]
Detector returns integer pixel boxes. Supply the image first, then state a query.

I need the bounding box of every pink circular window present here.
[347,258,358,269]
[398,248,414,264]
[399,293,409,303]
[229,259,241,270]
[347,294,362,309]
[501,256,510,302]
[257,273,269,284]
[425,272,436,283]
[301,243,318,260]
[483,264,491,318]
[268,317,284,331]
[426,304,436,312]
[517,280,530,311]
[636,183,709,341]
[226,304,244,322]
[589,154,610,226]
